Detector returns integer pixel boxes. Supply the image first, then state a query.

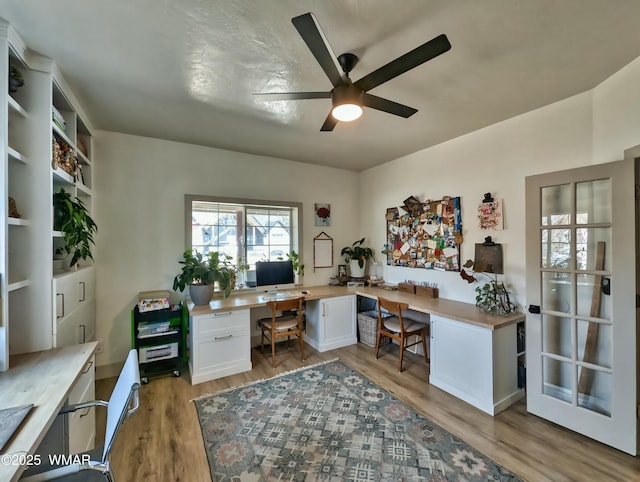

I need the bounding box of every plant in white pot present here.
[172,250,233,305]
[53,189,97,272]
[341,238,374,278]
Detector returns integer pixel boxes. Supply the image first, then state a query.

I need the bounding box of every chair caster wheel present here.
[141,377,149,384]
[173,370,180,377]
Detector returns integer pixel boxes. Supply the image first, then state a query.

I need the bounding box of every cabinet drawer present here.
[68,355,96,455]
[69,355,95,405]
[54,302,95,347]
[196,328,249,373]
[193,309,249,336]
[53,267,95,319]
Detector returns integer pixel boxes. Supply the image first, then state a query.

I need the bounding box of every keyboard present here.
[260,292,298,302]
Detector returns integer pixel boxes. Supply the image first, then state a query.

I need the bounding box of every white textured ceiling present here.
[3,1,640,171]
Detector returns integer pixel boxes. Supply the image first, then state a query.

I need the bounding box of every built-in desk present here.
[188,286,525,415]
[0,343,97,482]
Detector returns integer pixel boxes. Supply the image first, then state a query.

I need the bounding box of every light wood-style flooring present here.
[96,342,640,481]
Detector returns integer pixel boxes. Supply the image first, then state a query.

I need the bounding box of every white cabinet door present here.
[525,159,637,455]
[429,315,523,415]
[305,295,356,352]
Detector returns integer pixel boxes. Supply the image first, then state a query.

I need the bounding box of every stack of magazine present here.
[52,105,66,132]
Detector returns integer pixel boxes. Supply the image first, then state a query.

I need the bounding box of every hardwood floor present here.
[97,342,640,481]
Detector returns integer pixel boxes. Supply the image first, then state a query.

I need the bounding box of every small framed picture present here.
[338,264,347,277]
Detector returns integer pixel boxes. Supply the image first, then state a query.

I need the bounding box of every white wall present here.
[94,133,360,367]
[360,55,640,311]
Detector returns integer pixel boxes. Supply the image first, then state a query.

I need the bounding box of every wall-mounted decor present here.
[313,231,333,269]
[314,203,331,226]
[385,195,462,271]
[478,193,503,230]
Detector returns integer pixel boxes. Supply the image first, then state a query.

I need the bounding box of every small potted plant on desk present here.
[172,250,233,306]
[53,189,97,273]
[341,238,374,278]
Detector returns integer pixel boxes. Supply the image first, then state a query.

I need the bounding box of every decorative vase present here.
[189,284,214,306]
[349,259,366,278]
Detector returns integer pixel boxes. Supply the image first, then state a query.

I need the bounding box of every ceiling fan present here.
[254,12,451,131]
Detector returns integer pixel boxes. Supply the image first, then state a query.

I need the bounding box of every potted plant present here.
[461,259,516,315]
[172,249,233,305]
[53,188,97,271]
[341,238,374,278]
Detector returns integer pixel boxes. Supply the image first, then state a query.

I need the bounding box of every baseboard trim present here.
[96,361,122,380]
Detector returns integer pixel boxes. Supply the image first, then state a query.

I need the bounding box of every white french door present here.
[525,159,638,455]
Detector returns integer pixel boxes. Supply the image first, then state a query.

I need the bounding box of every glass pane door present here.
[525,159,638,455]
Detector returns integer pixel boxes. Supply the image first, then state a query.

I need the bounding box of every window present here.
[186,195,302,273]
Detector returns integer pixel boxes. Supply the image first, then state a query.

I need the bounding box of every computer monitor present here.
[255,261,295,298]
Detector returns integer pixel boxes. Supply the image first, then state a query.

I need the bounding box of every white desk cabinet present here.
[305,295,357,352]
[189,309,252,384]
[429,315,524,415]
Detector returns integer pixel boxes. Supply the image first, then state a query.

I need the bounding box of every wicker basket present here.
[357,310,391,348]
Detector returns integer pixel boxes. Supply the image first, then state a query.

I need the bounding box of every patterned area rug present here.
[194,359,522,481]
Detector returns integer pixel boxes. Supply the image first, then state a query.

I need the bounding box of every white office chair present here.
[21,350,141,482]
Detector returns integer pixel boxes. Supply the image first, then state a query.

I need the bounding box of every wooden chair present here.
[258,296,305,368]
[376,296,430,372]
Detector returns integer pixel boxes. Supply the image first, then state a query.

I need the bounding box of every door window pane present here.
[541,228,571,269]
[542,315,572,358]
[577,319,611,369]
[575,229,611,271]
[577,368,611,416]
[576,179,611,224]
[576,274,611,320]
[541,184,571,226]
[543,357,573,402]
[541,271,571,313]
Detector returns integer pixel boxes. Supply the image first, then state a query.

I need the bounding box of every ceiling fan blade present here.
[320,113,338,131]
[354,34,451,92]
[292,12,344,87]
[253,92,331,101]
[362,93,418,118]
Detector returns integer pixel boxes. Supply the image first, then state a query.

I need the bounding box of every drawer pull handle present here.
[79,281,86,302]
[81,360,94,374]
[214,334,233,340]
[213,312,233,317]
[57,293,65,318]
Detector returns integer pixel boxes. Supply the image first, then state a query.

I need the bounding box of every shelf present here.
[8,95,27,117]
[137,329,180,340]
[8,279,30,292]
[8,146,26,164]
[8,217,29,226]
[77,149,92,167]
[76,182,92,196]
[52,167,75,186]
[51,121,73,147]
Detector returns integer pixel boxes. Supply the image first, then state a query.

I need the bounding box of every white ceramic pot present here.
[349,259,366,278]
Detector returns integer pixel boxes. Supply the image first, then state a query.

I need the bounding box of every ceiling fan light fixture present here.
[331,84,363,122]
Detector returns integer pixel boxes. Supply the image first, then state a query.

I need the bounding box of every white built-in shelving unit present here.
[1,17,96,371]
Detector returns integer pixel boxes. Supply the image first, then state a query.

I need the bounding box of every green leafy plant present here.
[172,249,234,298]
[341,238,374,269]
[286,250,305,278]
[53,189,97,267]
[461,259,516,315]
